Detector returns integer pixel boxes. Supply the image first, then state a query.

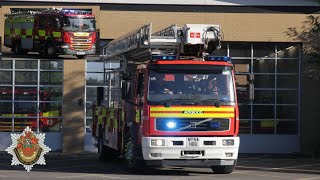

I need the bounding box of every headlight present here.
[166,121,176,129]
[222,139,234,146]
[151,139,165,146]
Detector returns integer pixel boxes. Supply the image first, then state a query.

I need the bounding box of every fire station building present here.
[0,0,320,156]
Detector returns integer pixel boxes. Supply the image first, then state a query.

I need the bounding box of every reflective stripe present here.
[34,36,39,39]
[26,28,33,36]
[21,35,26,39]
[38,30,45,37]
[42,110,59,117]
[52,31,61,38]
[150,107,234,112]
[15,29,21,35]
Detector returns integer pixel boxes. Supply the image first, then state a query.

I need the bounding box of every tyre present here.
[46,42,57,58]
[211,164,236,174]
[124,136,144,171]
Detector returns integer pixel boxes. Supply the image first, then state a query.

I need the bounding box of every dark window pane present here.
[0,71,12,84]
[40,72,63,85]
[253,105,274,119]
[86,87,102,102]
[0,87,12,100]
[276,43,300,58]
[253,43,275,58]
[254,74,275,88]
[277,59,299,73]
[277,90,298,104]
[14,87,38,101]
[0,102,12,114]
[254,90,275,104]
[0,61,12,69]
[15,71,37,85]
[239,105,251,119]
[15,60,37,69]
[40,61,63,70]
[277,75,298,89]
[253,120,274,134]
[229,42,251,57]
[253,59,275,73]
[277,105,297,119]
[276,120,297,134]
[40,87,63,101]
[14,102,37,114]
[239,120,251,134]
[86,103,93,117]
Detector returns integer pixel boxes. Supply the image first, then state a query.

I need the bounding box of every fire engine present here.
[4,8,97,59]
[92,23,239,174]
[0,88,60,132]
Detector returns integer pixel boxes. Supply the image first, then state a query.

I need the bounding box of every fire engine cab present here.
[4,8,97,59]
[92,23,240,174]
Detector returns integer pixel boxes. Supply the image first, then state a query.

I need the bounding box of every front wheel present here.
[124,136,144,170]
[211,164,236,174]
[46,42,57,59]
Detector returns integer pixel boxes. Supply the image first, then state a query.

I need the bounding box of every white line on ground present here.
[56,174,128,179]
[278,163,320,169]
[237,166,320,173]
[296,177,320,180]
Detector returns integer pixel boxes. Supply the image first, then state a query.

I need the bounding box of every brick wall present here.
[62,60,86,153]
[99,11,311,42]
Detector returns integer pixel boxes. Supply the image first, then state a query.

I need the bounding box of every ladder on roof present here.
[101,23,180,63]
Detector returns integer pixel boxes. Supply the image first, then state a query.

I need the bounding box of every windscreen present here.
[62,17,96,32]
[148,67,235,105]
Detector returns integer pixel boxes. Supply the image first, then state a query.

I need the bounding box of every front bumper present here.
[142,136,239,167]
[61,44,96,56]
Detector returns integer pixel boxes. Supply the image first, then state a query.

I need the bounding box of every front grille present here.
[156,118,230,132]
[71,36,92,50]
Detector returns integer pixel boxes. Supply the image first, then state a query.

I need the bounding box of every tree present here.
[286,15,320,79]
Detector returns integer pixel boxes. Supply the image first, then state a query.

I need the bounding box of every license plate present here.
[187,137,199,147]
[77,51,86,55]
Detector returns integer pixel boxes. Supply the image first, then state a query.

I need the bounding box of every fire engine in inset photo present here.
[4,8,97,59]
[92,23,240,174]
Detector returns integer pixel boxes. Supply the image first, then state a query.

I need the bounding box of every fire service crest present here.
[5,126,51,172]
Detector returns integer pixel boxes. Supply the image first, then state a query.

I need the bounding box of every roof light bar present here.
[204,56,231,62]
[151,55,176,61]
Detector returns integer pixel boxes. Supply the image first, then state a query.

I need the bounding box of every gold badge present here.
[5,126,51,172]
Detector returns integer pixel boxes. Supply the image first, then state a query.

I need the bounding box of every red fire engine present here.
[4,8,97,59]
[0,88,60,132]
[92,24,239,174]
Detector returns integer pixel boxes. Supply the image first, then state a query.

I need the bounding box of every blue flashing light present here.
[151,55,176,61]
[204,56,231,62]
[210,122,221,128]
[166,121,177,129]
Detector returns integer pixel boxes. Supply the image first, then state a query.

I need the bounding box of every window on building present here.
[0,60,63,132]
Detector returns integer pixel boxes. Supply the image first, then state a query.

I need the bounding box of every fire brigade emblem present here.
[5,126,51,172]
